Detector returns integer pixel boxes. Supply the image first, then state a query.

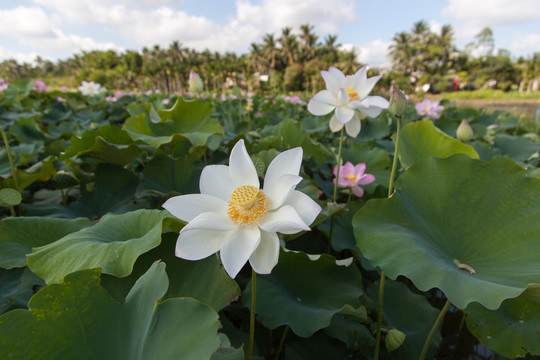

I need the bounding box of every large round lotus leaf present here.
[353,155,540,310]
[243,251,363,337]
[0,262,221,360]
[101,233,240,312]
[465,292,540,358]
[0,217,90,268]
[27,209,169,284]
[398,120,479,168]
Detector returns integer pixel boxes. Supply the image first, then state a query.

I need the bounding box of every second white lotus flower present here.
[307,66,389,137]
[163,140,321,278]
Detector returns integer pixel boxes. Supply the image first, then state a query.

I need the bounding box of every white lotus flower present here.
[78,81,104,96]
[163,140,321,278]
[307,66,389,137]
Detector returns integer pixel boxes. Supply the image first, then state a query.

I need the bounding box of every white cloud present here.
[236,0,355,34]
[510,33,540,54]
[443,0,540,28]
[341,40,390,69]
[28,0,357,54]
[0,6,56,37]
[0,46,41,64]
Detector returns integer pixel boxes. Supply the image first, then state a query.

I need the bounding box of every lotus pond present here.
[0,78,539,359]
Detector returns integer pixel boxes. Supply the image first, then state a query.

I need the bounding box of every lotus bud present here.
[388,85,408,117]
[188,70,204,94]
[385,328,406,352]
[457,119,474,142]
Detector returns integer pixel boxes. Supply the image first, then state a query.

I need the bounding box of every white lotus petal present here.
[265,174,303,209]
[220,226,261,278]
[336,105,355,124]
[348,100,369,109]
[366,95,389,109]
[199,165,234,201]
[282,190,321,227]
[327,67,346,86]
[229,139,259,188]
[181,212,235,232]
[355,75,381,100]
[260,205,310,234]
[343,74,355,89]
[163,194,227,222]
[307,90,337,115]
[337,88,349,104]
[175,227,230,261]
[329,114,344,132]
[321,70,341,95]
[249,230,280,274]
[358,105,385,118]
[345,115,361,137]
[263,147,302,194]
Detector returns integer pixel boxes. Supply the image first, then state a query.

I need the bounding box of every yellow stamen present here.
[228,185,269,225]
[345,88,359,101]
[345,174,357,183]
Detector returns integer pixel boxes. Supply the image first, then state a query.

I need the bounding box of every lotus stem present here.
[328,127,345,253]
[0,127,19,190]
[247,269,257,360]
[419,299,451,360]
[374,115,402,360]
[274,325,289,360]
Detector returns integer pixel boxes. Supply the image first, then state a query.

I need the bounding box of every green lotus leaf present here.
[101,233,240,312]
[353,155,540,310]
[0,262,221,360]
[0,217,90,268]
[140,155,202,195]
[63,126,143,165]
[123,98,223,148]
[0,267,44,314]
[1,158,56,190]
[254,118,333,162]
[243,251,363,337]
[493,134,540,163]
[27,209,169,284]
[67,163,139,218]
[398,120,479,168]
[466,292,540,358]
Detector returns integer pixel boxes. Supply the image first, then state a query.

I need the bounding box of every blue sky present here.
[1,0,539,68]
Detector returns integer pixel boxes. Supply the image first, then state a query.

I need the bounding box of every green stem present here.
[332,127,345,202]
[274,325,289,360]
[328,127,345,253]
[374,115,403,360]
[247,269,257,360]
[0,128,19,190]
[419,299,451,360]
[387,115,402,197]
[373,273,385,360]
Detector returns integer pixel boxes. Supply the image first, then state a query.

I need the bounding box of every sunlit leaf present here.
[398,120,479,168]
[353,155,540,310]
[27,209,168,283]
[0,262,221,360]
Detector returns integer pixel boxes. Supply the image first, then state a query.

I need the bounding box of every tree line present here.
[0,21,538,95]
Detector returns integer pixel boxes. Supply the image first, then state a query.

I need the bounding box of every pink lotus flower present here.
[415,99,444,119]
[333,161,375,197]
[33,80,46,93]
[162,98,170,105]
